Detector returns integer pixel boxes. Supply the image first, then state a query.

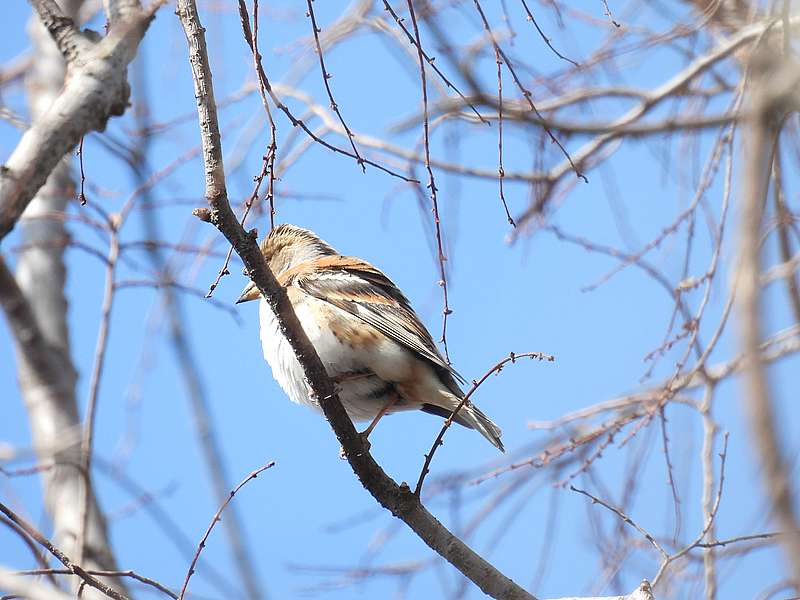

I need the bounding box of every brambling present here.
[236,224,503,452]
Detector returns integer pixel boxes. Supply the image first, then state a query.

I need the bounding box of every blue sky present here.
[1,1,798,599]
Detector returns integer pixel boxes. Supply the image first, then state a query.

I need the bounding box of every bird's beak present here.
[236,281,260,304]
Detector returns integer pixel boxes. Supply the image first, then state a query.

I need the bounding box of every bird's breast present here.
[257,293,417,419]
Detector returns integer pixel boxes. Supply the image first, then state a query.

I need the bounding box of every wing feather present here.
[281,256,465,387]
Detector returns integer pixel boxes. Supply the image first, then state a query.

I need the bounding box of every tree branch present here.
[175,1,534,597]
[0,501,128,600]
[105,0,143,26]
[738,47,800,592]
[3,3,134,596]
[0,2,161,241]
[0,254,61,381]
[546,581,654,600]
[0,567,75,600]
[27,0,90,64]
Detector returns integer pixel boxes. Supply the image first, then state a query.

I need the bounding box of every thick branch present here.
[105,0,143,25]
[4,3,131,597]
[738,48,800,590]
[0,254,61,382]
[28,0,90,64]
[0,4,158,242]
[176,1,533,598]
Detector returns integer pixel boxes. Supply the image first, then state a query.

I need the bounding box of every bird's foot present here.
[332,369,372,385]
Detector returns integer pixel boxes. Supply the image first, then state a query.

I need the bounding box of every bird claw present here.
[332,370,372,384]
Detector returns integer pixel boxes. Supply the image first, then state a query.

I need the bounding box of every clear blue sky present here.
[1,2,798,599]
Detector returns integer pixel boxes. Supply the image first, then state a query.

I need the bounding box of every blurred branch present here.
[0,501,128,600]
[0,568,74,600]
[177,462,275,600]
[546,580,654,600]
[0,1,162,241]
[0,254,60,381]
[106,0,144,25]
[128,55,266,599]
[738,47,800,592]
[513,15,800,230]
[4,3,129,597]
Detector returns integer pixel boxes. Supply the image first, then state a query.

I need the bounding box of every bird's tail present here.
[422,395,504,452]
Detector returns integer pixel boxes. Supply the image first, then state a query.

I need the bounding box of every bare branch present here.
[416,352,554,495]
[175,2,538,597]
[178,463,275,600]
[27,0,90,64]
[738,47,800,592]
[13,569,177,599]
[0,501,129,600]
[0,3,161,241]
[0,254,60,382]
[105,0,144,26]
[404,0,452,360]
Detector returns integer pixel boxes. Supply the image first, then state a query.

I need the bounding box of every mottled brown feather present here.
[278,255,466,392]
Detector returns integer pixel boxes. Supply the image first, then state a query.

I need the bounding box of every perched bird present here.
[236,224,504,452]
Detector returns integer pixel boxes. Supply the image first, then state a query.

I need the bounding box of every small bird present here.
[236,224,504,452]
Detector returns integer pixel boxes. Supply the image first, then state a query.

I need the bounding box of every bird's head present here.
[236,224,336,304]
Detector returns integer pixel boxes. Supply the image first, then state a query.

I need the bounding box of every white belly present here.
[258,296,416,422]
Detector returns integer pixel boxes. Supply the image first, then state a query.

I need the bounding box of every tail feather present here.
[421,399,505,452]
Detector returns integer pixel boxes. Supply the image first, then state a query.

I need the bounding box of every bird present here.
[236,224,504,452]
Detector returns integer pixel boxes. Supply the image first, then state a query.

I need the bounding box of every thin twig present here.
[518,0,578,66]
[415,351,554,495]
[14,569,177,600]
[652,433,729,586]
[0,501,129,600]
[205,155,271,297]
[472,0,586,183]
[380,1,489,126]
[235,0,413,183]
[77,135,88,205]
[495,42,514,226]
[404,0,452,361]
[601,0,621,28]
[77,222,120,565]
[570,485,669,559]
[0,515,57,586]
[177,462,276,600]
[239,0,277,230]
[305,0,364,169]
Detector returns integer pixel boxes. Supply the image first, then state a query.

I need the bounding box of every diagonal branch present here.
[0,3,161,241]
[28,0,90,64]
[0,501,128,600]
[0,254,61,381]
[175,1,534,598]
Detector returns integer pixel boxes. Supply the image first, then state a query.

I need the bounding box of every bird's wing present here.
[279,255,466,386]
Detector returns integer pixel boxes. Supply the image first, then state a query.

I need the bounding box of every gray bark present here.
[4,1,130,597]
